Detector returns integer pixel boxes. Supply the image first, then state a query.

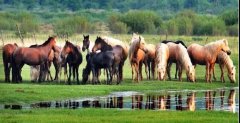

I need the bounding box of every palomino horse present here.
[2,43,18,82]
[187,39,231,82]
[61,41,82,84]
[92,36,129,81]
[213,51,236,83]
[155,43,169,80]
[92,36,124,84]
[161,40,188,79]
[12,37,57,82]
[129,33,147,82]
[144,43,156,80]
[175,44,195,82]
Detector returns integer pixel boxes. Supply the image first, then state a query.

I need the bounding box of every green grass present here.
[0,109,238,123]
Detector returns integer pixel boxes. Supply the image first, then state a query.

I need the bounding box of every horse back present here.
[3,44,18,62]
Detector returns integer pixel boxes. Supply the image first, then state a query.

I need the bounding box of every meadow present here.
[0,34,238,122]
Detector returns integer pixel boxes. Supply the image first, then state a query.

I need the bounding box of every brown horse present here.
[187,39,231,82]
[61,41,82,84]
[12,36,57,83]
[129,33,147,82]
[2,43,18,82]
[82,35,90,53]
[29,44,55,81]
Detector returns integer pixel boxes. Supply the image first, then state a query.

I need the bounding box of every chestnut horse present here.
[187,39,231,82]
[12,37,57,82]
[2,43,18,82]
[61,41,82,84]
[92,36,125,84]
[155,43,169,80]
[213,51,236,83]
[129,33,147,82]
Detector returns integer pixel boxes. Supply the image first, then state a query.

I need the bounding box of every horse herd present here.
[2,33,236,85]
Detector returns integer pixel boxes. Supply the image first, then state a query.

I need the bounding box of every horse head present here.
[92,36,102,53]
[157,65,166,80]
[61,40,72,59]
[137,36,148,53]
[228,66,236,83]
[82,35,90,52]
[221,39,231,55]
[187,65,196,82]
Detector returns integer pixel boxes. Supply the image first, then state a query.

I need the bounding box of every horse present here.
[92,36,129,81]
[161,40,188,79]
[53,45,68,83]
[129,33,148,82]
[187,39,231,82]
[213,51,236,83]
[12,36,57,83]
[175,44,195,82]
[61,41,82,84]
[92,36,124,84]
[83,52,115,85]
[30,65,40,82]
[2,43,18,82]
[29,44,55,81]
[144,43,156,80]
[155,43,169,80]
[82,35,90,53]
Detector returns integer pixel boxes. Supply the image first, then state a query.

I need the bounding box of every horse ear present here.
[139,36,141,42]
[83,34,85,37]
[87,35,89,38]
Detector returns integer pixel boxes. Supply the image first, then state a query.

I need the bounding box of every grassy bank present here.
[0,109,238,123]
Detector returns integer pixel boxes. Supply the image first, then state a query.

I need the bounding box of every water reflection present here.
[2,88,238,113]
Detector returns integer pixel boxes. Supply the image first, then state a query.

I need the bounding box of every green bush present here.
[53,16,92,36]
[227,24,238,36]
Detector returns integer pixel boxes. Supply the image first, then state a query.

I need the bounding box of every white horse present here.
[155,43,169,80]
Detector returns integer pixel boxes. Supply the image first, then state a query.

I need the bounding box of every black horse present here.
[82,52,115,85]
[161,40,188,79]
[91,36,125,84]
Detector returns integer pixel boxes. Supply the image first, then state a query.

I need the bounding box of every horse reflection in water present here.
[175,92,196,111]
[205,91,216,110]
[132,95,143,109]
[228,89,236,113]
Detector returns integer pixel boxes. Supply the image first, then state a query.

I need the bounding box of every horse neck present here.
[39,42,54,57]
[220,53,234,74]
[101,43,113,51]
[159,47,167,66]
[206,42,223,57]
[179,48,192,70]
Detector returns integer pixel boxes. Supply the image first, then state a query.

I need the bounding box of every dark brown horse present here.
[2,43,18,82]
[92,36,124,84]
[82,35,90,53]
[61,41,82,84]
[12,36,57,83]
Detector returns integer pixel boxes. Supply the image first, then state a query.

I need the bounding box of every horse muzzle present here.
[226,50,231,55]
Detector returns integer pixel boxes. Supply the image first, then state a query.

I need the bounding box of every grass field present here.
[0,34,238,122]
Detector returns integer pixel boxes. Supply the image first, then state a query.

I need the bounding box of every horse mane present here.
[204,39,228,54]
[177,44,193,70]
[217,51,234,74]
[42,37,55,46]
[161,40,187,48]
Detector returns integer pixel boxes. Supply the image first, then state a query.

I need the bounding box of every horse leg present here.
[175,63,178,79]
[134,63,139,82]
[213,65,217,81]
[167,62,172,80]
[131,63,134,81]
[178,64,182,82]
[18,63,24,82]
[76,65,80,84]
[139,61,143,81]
[144,61,148,80]
[68,65,72,85]
[209,64,215,83]
[3,60,10,82]
[119,62,123,82]
[206,63,210,83]
[151,61,155,80]
[220,64,225,83]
